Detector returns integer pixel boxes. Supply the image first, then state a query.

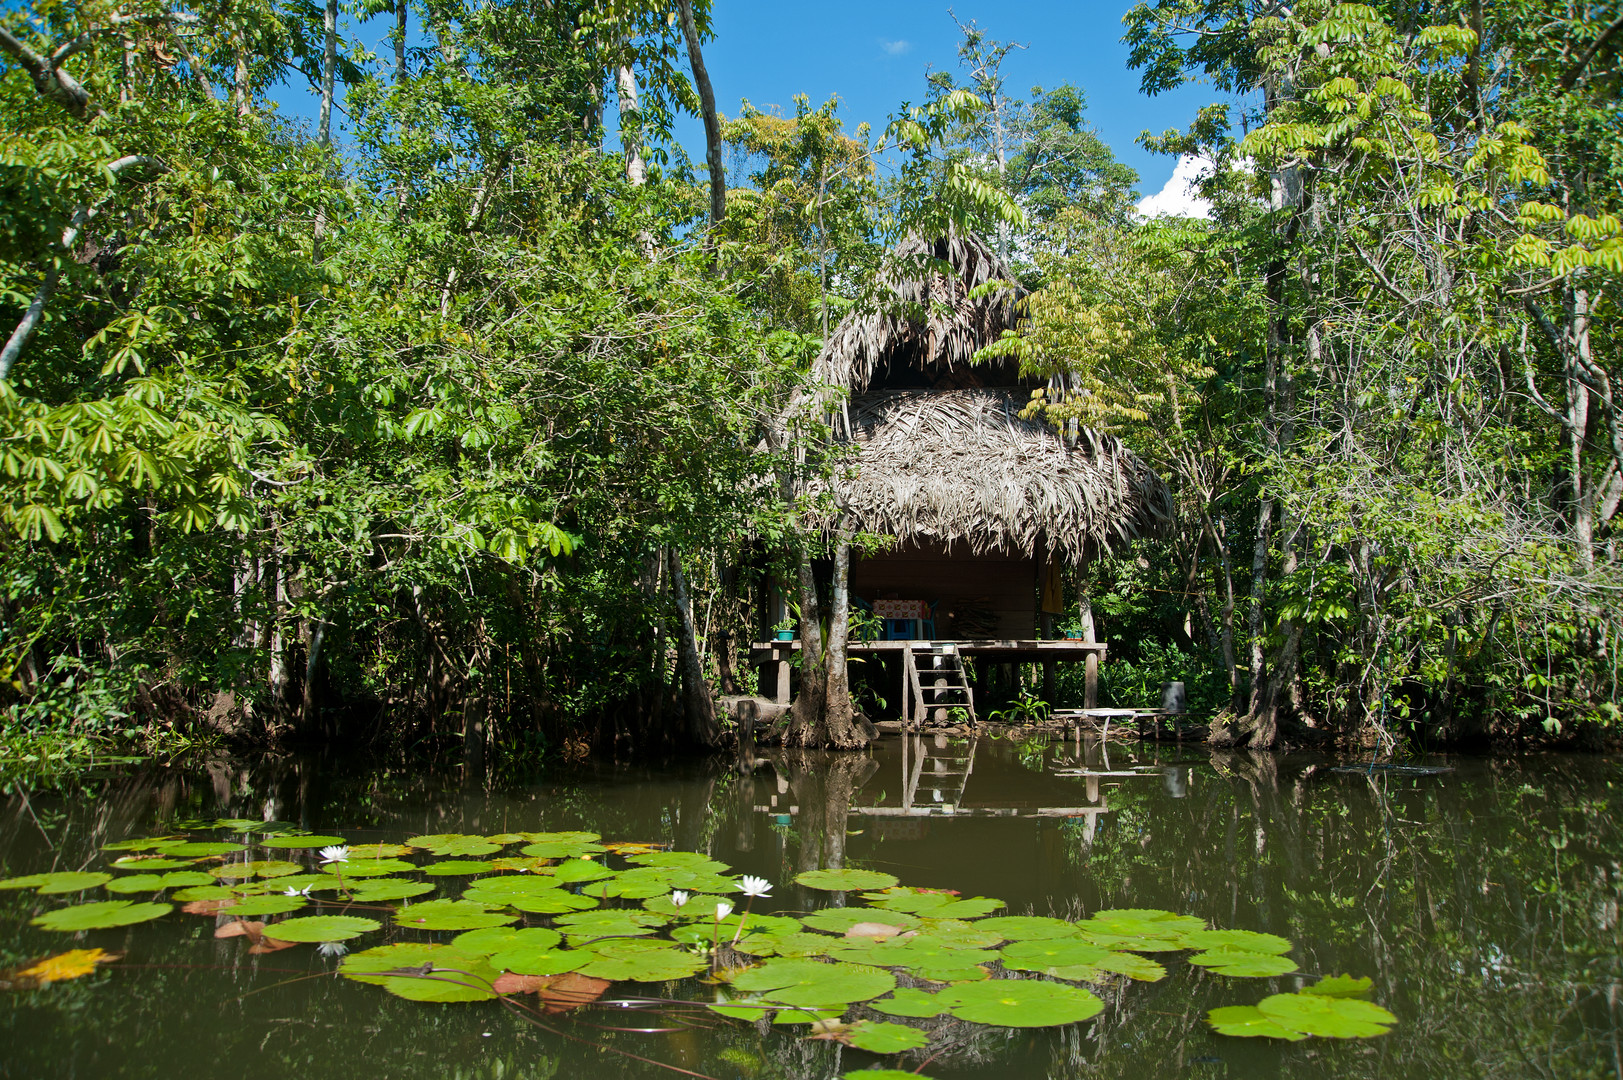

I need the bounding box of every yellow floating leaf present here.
[18,948,120,984]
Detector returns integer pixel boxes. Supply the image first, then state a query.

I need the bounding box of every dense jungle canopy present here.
[0,0,1619,764]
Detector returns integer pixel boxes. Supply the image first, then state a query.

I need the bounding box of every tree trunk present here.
[616,61,646,187]
[318,0,337,148]
[676,0,724,228]
[668,548,721,746]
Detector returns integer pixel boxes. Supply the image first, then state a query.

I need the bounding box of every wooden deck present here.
[750,638,1107,707]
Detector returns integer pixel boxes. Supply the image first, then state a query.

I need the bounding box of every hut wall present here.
[850,540,1035,639]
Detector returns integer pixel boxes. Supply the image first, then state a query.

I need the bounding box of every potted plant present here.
[772,617,796,641]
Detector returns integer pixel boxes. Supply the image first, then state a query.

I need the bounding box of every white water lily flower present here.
[739,876,772,898]
[714,901,734,921]
[282,885,312,897]
[319,845,350,864]
[317,941,349,958]
[670,890,690,908]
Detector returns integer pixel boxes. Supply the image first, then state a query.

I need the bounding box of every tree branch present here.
[1559,10,1623,91]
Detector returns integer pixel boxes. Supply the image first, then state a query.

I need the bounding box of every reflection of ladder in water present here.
[902,643,975,728]
[902,735,977,812]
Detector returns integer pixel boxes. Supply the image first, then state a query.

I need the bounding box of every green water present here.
[1,736,1619,1080]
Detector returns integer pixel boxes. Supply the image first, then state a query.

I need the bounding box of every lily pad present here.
[864,889,1004,920]
[937,979,1103,1027]
[554,910,667,940]
[110,857,197,870]
[170,885,243,902]
[971,916,1082,942]
[1000,938,1114,974]
[506,891,599,915]
[872,987,952,1018]
[423,860,496,876]
[772,1007,845,1025]
[461,876,562,902]
[209,861,303,880]
[102,837,180,852]
[519,841,607,859]
[576,945,707,982]
[842,1072,931,1080]
[625,850,720,869]
[264,915,380,942]
[803,908,920,934]
[348,879,436,902]
[1181,929,1292,955]
[1206,1004,1309,1041]
[794,869,899,892]
[257,835,349,849]
[488,944,590,977]
[322,858,415,878]
[453,926,563,955]
[1304,974,1375,998]
[348,843,415,858]
[1093,951,1168,982]
[32,900,173,931]
[1256,992,1396,1038]
[1,872,113,894]
[731,959,896,1008]
[340,943,498,1002]
[550,859,614,884]
[155,841,246,857]
[1188,949,1299,977]
[396,900,517,931]
[221,894,309,917]
[105,871,214,894]
[722,930,840,957]
[846,1020,930,1053]
[407,834,502,857]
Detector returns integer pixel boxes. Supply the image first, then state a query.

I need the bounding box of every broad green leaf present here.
[1188,949,1299,977]
[348,879,436,902]
[110,857,197,870]
[576,945,707,982]
[157,842,247,856]
[396,900,517,931]
[1207,1004,1310,1041]
[220,894,308,916]
[794,869,899,891]
[453,926,562,955]
[348,844,416,858]
[1,872,113,894]
[803,908,920,934]
[846,1020,929,1052]
[731,959,896,1008]
[264,915,380,942]
[972,916,1082,942]
[104,871,214,893]
[423,860,496,876]
[1181,929,1292,955]
[408,834,502,857]
[32,900,172,931]
[209,860,302,880]
[554,910,667,941]
[1304,974,1375,998]
[257,836,348,849]
[488,944,590,976]
[938,979,1103,1027]
[871,987,951,1018]
[341,943,498,1002]
[1000,939,1114,973]
[1256,992,1396,1038]
[322,858,415,878]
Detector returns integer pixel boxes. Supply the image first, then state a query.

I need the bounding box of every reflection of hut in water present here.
[755,232,1174,722]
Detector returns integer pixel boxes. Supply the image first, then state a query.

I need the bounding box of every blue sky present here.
[271,0,1227,204]
[676,0,1223,200]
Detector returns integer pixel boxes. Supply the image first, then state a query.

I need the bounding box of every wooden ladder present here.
[902,642,976,729]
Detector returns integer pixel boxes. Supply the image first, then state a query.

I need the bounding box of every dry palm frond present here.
[813,232,1021,394]
[819,389,1174,561]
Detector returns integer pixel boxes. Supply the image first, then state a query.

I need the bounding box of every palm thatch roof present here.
[802,229,1174,560]
[814,232,1021,394]
[828,389,1175,561]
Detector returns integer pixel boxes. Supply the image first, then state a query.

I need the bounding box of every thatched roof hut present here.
[815,232,1173,563]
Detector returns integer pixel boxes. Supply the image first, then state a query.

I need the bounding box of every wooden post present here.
[1039,612,1055,704]
[1080,599,1098,711]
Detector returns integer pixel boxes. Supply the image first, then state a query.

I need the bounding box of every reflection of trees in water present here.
[1058,751,1623,1078]
[4,751,1620,1079]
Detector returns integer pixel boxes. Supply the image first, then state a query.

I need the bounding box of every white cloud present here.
[1136,154,1215,219]
[879,39,912,56]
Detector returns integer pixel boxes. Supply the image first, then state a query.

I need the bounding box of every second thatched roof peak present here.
[814,231,1021,394]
